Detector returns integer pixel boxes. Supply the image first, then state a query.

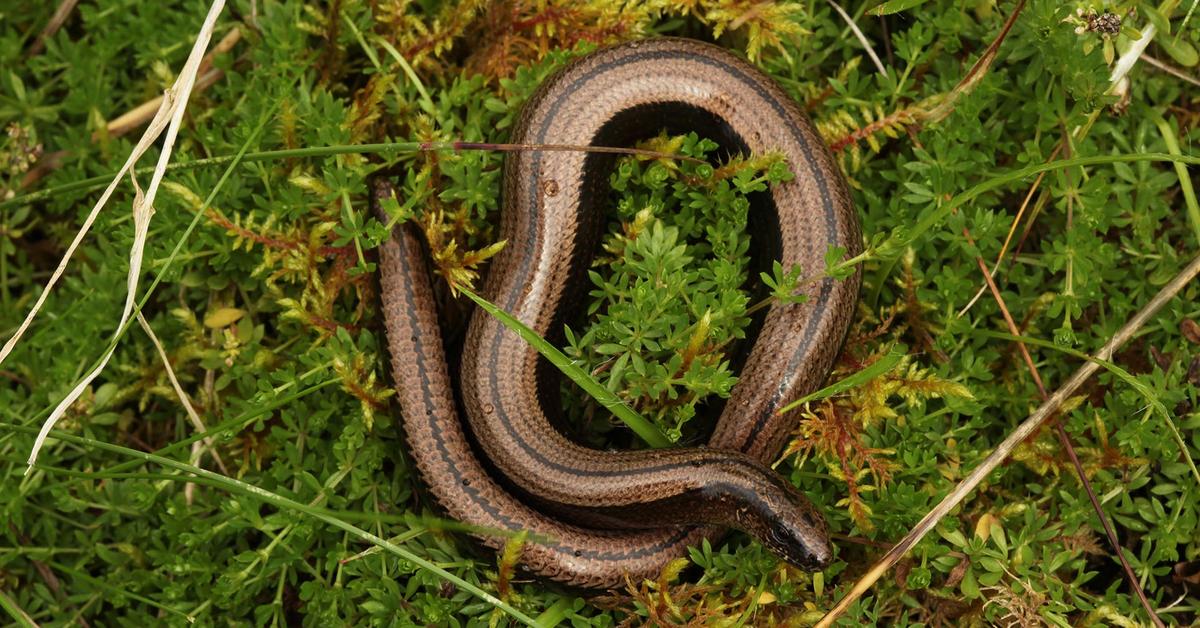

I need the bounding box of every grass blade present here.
[1,421,540,627]
[979,329,1200,489]
[776,343,908,415]
[458,286,672,448]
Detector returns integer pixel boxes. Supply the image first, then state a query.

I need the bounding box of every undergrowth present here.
[560,134,795,445]
[1,0,1199,626]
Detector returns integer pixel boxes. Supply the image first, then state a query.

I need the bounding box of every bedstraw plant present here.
[1,0,1198,626]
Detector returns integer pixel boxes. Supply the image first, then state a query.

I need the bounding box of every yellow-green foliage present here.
[1,1,1198,626]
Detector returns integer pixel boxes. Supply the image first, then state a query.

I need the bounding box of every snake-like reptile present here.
[374,37,860,589]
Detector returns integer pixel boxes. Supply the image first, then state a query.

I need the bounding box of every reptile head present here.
[760,501,833,570]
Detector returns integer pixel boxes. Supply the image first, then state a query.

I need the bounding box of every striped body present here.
[376,38,860,588]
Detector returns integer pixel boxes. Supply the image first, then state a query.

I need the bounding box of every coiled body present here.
[376,37,860,588]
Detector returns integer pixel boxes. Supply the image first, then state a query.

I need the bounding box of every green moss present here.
[1,0,1198,626]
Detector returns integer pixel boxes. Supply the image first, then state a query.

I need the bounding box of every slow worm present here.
[375,37,860,588]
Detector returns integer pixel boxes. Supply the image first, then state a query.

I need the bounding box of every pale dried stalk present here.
[26,0,79,57]
[1141,54,1200,88]
[817,253,1200,626]
[1110,23,1155,86]
[103,69,222,139]
[17,0,229,473]
[827,0,888,78]
[136,312,228,476]
[1,112,170,369]
[102,27,242,140]
[959,9,1161,319]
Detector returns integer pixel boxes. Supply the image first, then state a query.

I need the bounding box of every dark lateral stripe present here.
[398,232,695,561]
[484,45,838,477]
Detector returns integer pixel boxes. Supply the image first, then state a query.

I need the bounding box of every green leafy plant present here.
[560,134,793,443]
[2,0,1199,626]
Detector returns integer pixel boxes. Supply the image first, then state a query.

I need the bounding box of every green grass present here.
[1,0,1199,625]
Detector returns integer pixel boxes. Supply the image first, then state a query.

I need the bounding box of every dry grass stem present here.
[10,0,229,473]
[962,6,1173,319]
[135,312,229,476]
[964,229,1164,626]
[25,0,79,57]
[957,144,1064,317]
[826,0,888,78]
[817,252,1200,626]
[101,27,242,140]
[1141,55,1200,88]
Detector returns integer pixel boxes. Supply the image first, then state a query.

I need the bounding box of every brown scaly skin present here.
[375,37,860,588]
